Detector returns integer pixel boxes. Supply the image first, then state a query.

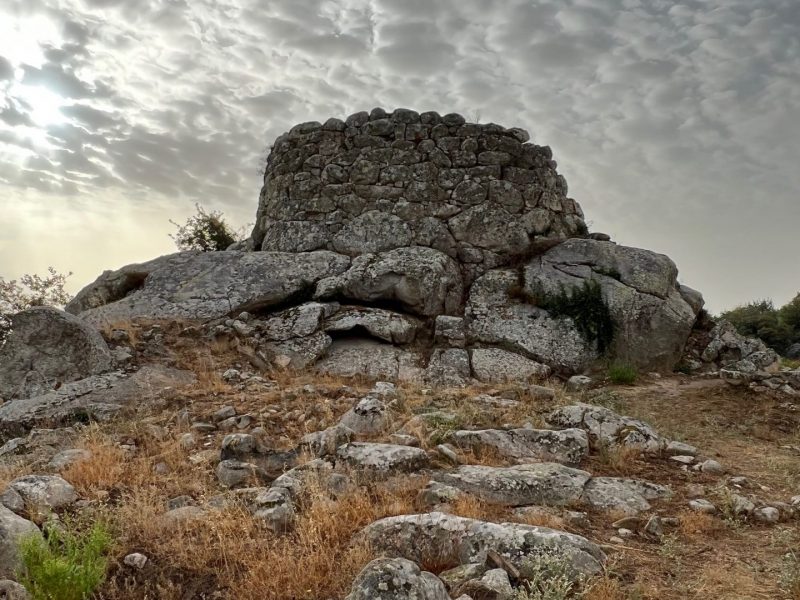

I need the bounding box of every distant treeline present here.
[721,293,800,356]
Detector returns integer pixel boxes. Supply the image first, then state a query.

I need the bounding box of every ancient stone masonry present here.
[249,108,587,285]
[66,108,705,378]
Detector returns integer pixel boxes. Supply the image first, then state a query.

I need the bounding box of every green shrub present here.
[170,203,243,252]
[18,520,112,600]
[608,363,637,385]
[514,552,580,599]
[535,280,615,354]
[720,294,800,355]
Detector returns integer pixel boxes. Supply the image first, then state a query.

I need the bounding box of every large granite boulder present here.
[360,512,605,580]
[523,239,701,372]
[66,250,350,324]
[466,269,597,373]
[315,247,463,317]
[0,365,195,436]
[0,307,113,401]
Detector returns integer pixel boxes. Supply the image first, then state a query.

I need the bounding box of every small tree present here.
[169,204,242,252]
[0,266,72,347]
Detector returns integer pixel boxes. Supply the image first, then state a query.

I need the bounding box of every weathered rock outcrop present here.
[0,307,113,401]
[66,109,706,378]
[66,251,350,324]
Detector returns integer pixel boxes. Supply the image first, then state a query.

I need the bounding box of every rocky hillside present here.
[1,110,799,599]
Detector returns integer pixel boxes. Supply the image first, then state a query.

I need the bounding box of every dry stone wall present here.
[250,108,587,283]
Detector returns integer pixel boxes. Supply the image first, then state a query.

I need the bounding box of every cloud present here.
[0,0,798,312]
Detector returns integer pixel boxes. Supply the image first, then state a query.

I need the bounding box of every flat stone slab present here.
[581,477,671,515]
[336,442,429,475]
[434,463,592,507]
[447,428,589,466]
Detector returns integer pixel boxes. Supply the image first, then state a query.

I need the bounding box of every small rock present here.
[609,536,625,545]
[697,460,725,475]
[8,475,78,513]
[179,433,196,450]
[123,552,148,569]
[611,517,642,530]
[753,506,780,524]
[566,375,592,392]
[191,422,216,433]
[564,510,590,528]
[689,499,717,514]
[457,568,513,600]
[153,462,170,475]
[213,406,237,422]
[643,515,664,538]
[388,433,419,447]
[686,484,705,499]
[166,495,195,510]
[0,488,25,514]
[435,443,461,464]
[729,494,755,516]
[617,528,634,538]
[670,455,695,465]
[666,441,698,456]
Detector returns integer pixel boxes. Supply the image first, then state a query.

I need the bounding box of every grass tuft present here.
[607,363,638,385]
[18,519,112,600]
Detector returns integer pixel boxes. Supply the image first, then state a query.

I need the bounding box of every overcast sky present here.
[0,0,798,313]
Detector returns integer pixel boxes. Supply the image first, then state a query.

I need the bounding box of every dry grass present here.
[583,575,626,600]
[594,444,643,476]
[446,494,510,523]
[677,511,724,539]
[100,475,423,600]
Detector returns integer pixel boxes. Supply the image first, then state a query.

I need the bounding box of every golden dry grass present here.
[583,575,626,600]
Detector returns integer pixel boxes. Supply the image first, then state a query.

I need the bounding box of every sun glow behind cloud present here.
[0,14,61,68]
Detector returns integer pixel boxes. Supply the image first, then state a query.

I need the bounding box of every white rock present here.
[123,552,148,569]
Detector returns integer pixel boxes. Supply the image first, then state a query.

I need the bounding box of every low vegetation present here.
[17,520,111,600]
[721,293,800,355]
[534,280,615,354]
[607,363,637,385]
[169,204,245,252]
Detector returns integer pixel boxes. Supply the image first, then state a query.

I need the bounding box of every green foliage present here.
[170,203,242,252]
[514,553,580,599]
[536,280,615,354]
[0,267,72,313]
[0,267,73,348]
[721,293,800,355]
[18,520,112,600]
[608,363,638,385]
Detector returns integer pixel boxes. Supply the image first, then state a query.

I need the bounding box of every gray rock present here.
[470,348,551,383]
[0,579,30,599]
[123,552,148,569]
[345,557,450,600]
[729,494,755,516]
[524,239,698,372]
[689,499,717,514]
[262,332,332,370]
[360,512,605,580]
[316,247,463,317]
[160,505,207,528]
[316,339,424,382]
[665,441,698,456]
[0,365,195,436]
[447,428,589,466]
[546,403,664,453]
[434,463,592,507]
[66,250,351,324]
[581,477,671,515]
[259,302,336,341]
[0,307,112,401]
[697,459,725,475]
[0,505,40,578]
[47,449,92,471]
[438,563,487,593]
[754,506,780,523]
[339,399,388,435]
[467,270,597,374]
[0,488,24,514]
[332,210,414,256]
[301,424,354,457]
[700,320,780,370]
[324,307,422,344]
[457,568,513,600]
[425,348,471,387]
[434,316,466,348]
[216,460,262,488]
[417,481,464,508]
[565,375,592,392]
[252,486,295,532]
[786,343,800,360]
[7,475,78,512]
[336,443,429,475]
